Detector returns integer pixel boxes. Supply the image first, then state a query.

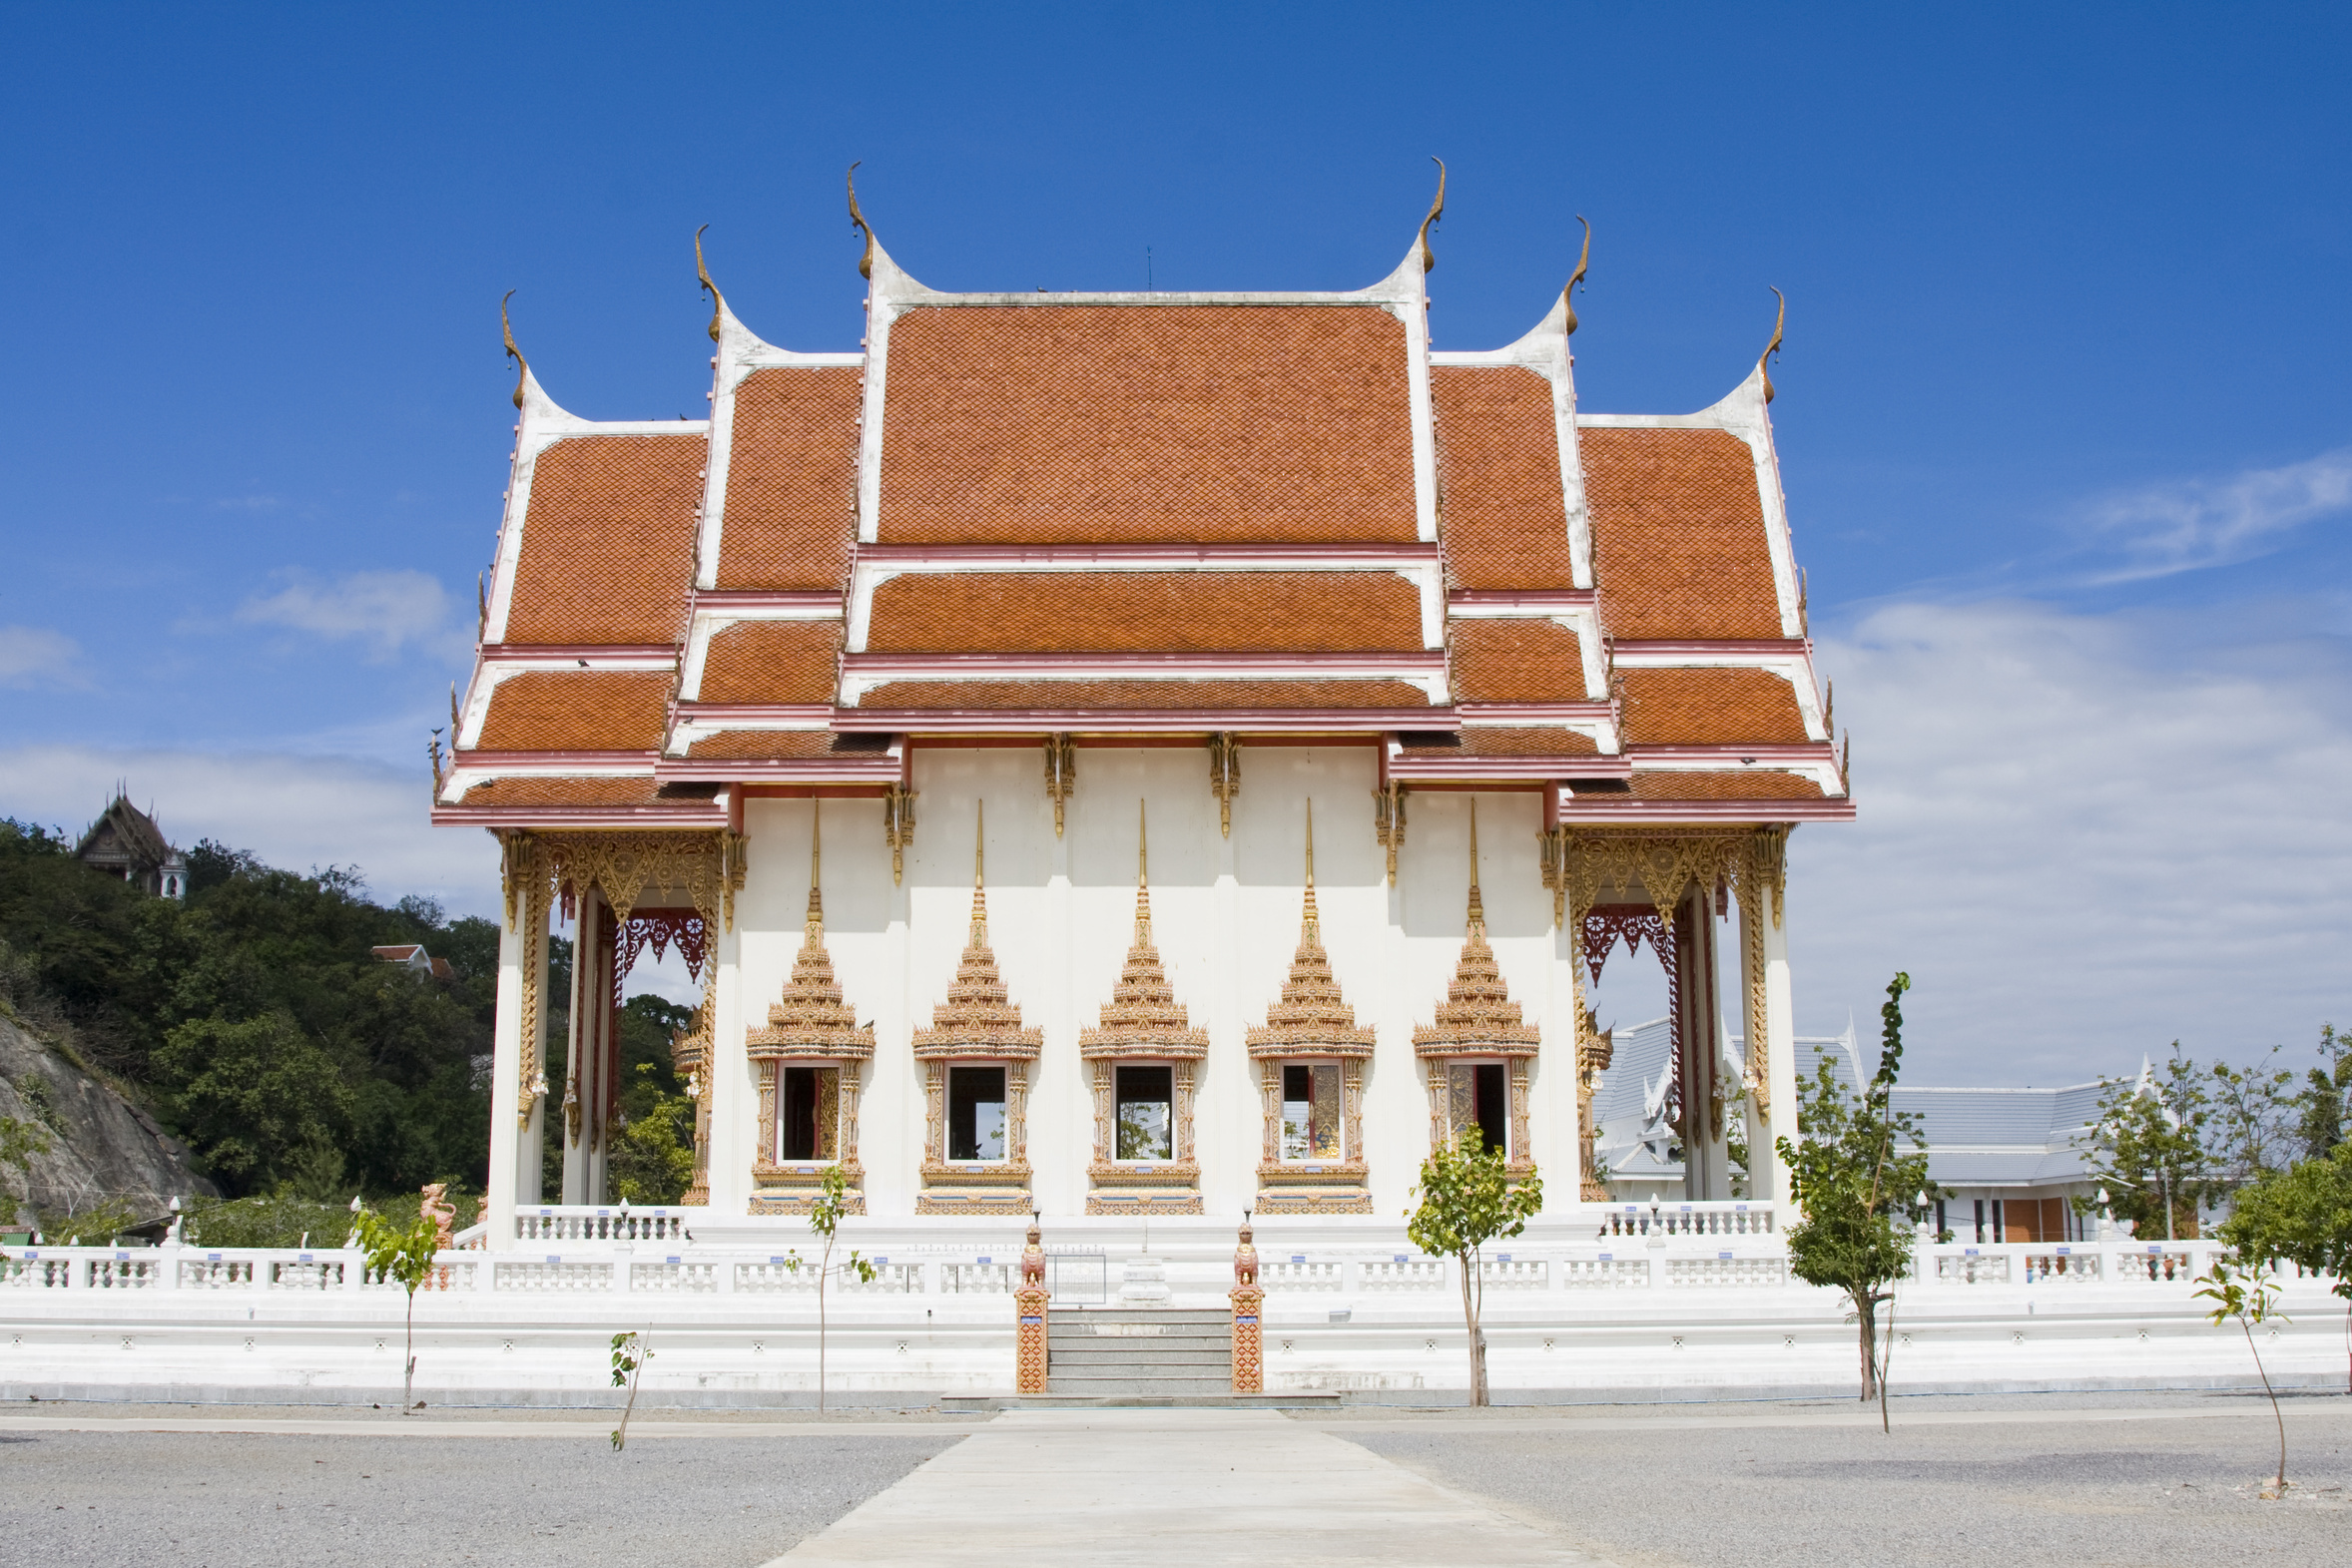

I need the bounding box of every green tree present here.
[2295,1025,2351,1159]
[2194,1259,2291,1496]
[2220,1140,2352,1393]
[155,1012,354,1190]
[354,1203,442,1411]
[2076,1046,2213,1240]
[1404,1125,1542,1407]
[609,1063,696,1204]
[2207,1048,2299,1192]
[1779,973,1934,1417]
[780,1164,877,1413]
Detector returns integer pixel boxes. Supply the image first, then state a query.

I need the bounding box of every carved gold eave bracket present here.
[1043,734,1075,838]
[883,784,916,885]
[1373,783,1407,886]
[1207,732,1240,838]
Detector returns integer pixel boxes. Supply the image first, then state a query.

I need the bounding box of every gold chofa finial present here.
[1761,285,1786,404]
[847,162,876,280]
[1417,157,1447,274]
[500,290,528,410]
[1562,216,1591,336]
[695,225,723,343]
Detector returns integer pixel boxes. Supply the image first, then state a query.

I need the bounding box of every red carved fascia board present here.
[831,707,1454,737]
[854,542,1442,569]
[452,749,661,768]
[473,644,679,665]
[1386,754,1632,784]
[1606,638,1813,659]
[1445,590,1599,613]
[655,756,906,784]
[428,802,728,828]
[1623,744,1840,767]
[1555,797,1857,823]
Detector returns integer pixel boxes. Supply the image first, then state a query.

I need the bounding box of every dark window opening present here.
[1115,1065,1173,1161]
[780,1064,839,1161]
[948,1065,1007,1161]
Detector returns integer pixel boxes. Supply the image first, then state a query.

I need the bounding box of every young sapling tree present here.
[1405,1125,1542,1407]
[353,1203,442,1411]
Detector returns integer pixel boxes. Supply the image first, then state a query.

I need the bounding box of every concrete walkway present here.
[765,1407,1611,1567]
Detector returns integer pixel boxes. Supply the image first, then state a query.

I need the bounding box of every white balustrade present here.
[1596,1203,1776,1239]
[1477,1259,1547,1290]
[491,1260,609,1292]
[2021,1250,2099,1284]
[269,1258,345,1291]
[0,1255,74,1289]
[937,1262,1010,1295]
[1359,1259,1446,1291]
[843,1263,923,1295]
[1667,1256,1786,1288]
[1559,1258,1649,1289]
[2109,1247,2203,1284]
[631,1261,720,1293]
[1261,1261,1344,1292]
[181,1257,257,1290]
[1934,1252,2012,1284]
[736,1261,817,1294]
[86,1255,162,1289]
[513,1208,689,1244]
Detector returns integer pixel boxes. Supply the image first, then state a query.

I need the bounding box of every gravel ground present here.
[1333,1391,2352,1568]
[0,1424,962,1568]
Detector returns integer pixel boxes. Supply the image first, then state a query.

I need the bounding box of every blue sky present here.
[3,4,2347,1083]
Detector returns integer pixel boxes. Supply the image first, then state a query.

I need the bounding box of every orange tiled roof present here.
[504,434,703,646]
[477,671,671,752]
[878,306,1418,545]
[698,621,844,705]
[1581,427,1782,640]
[716,366,862,591]
[1449,619,1586,704]
[1396,727,1598,758]
[458,777,717,808]
[855,678,1434,711]
[1432,366,1575,590]
[1616,668,1809,747]
[1621,771,1825,800]
[683,730,890,761]
[866,572,1423,655]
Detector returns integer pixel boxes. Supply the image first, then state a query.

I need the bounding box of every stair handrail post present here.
[1014,1213,1050,1395]
[1231,1213,1265,1395]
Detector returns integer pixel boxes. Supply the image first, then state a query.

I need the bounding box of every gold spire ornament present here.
[694,224,723,343]
[1562,216,1591,336]
[500,289,528,410]
[1417,156,1447,274]
[1247,802,1377,1060]
[1760,285,1786,404]
[912,802,1043,1062]
[747,801,876,1061]
[847,162,876,279]
[1079,802,1209,1062]
[1043,733,1076,837]
[1412,800,1541,1059]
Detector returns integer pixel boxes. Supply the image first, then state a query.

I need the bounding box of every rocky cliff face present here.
[0,1015,215,1227]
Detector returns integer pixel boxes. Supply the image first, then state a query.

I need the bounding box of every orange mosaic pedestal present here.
[1014,1285,1050,1394]
[1229,1285,1265,1394]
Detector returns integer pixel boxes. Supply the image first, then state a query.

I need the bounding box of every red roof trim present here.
[450,749,661,768]
[654,757,905,784]
[1555,797,1857,823]
[1609,638,1814,657]
[1623,744,1839,766]
[1454,702,1615,723]
[671,704,837,725]
[857,542,1443,569]
[831,708,1456,736]
[476,644,678,663]
[429,803,728,827]
[1446,590,1599,613]
[1387,755,1632,783]
[687,591,847,614]
[843,651,1446,677]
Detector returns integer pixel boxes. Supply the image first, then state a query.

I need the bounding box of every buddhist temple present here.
[433,175,1852,1247]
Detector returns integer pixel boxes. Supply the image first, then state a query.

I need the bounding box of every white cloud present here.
[236,570,454,660]
[1792,600,2352,1085]
[0,744,498,918]
[0,626,83,689]
[2076,446,2352,582]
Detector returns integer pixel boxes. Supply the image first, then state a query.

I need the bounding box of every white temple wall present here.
[726,748,1586,1224]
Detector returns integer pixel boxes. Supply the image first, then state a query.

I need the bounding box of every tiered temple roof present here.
[434,183,1852,828]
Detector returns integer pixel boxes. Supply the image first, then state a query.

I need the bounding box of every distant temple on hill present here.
[433,176,1852,1243]
[75,794,188,900]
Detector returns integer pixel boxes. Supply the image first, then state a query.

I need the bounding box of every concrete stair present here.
[1045,1307,1233,1398]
